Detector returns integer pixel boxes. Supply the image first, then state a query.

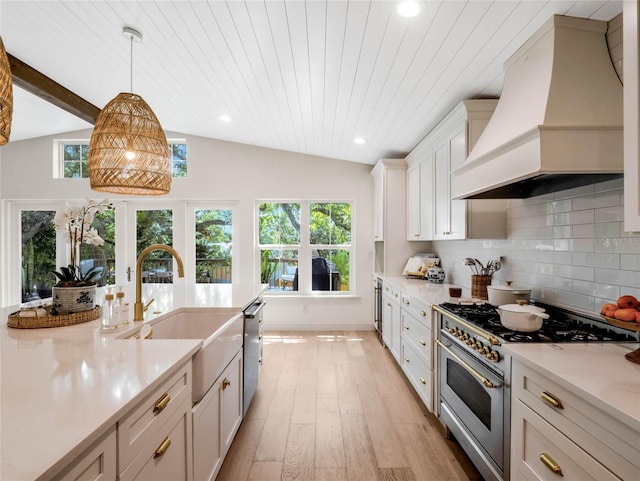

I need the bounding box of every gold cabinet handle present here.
[404,357,410,363]
[387,302,392,307]
[222,377,231,390]
[259,334,263,340]
[154,436,171,458]
[419,377,426,384]
[153,393,171,414]
[541,391,564,409]
[394,293,398,298]
[404,325,410,330]
[419,339,426,346]
[420,310,427,317]
[259,356,263,364]
[414,234,420,237]
[403,299,410,305]
[540,452,563,476]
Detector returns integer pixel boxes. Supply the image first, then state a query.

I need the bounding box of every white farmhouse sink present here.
[120,307,243,403]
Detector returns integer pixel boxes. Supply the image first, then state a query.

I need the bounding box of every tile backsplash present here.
[432,178,640,315]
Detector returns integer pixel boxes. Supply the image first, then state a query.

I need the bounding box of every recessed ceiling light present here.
[397,0,420,18]
[219,115,232,122]
[354,137,366,145]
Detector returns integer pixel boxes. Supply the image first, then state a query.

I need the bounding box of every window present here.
[136,209,174,283]
[60,142,89,178]
[169,142,187,177]
[195,209,232,283]
[20,210,56,302]
[56,140,187,178]
[258,201,352,294]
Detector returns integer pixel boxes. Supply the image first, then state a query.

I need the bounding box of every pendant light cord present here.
[129,33,133,93]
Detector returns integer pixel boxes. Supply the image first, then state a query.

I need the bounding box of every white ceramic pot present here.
[487,282,531,306]
[496,302,549,332]
[52,285,96,314]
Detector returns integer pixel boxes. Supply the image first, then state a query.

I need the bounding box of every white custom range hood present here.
[452,15,623,200]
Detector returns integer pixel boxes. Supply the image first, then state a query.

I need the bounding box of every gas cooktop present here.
[439,302,636,343]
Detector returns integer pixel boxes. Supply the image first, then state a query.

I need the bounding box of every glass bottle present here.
[114,287,128,325]
[101,288,114,330]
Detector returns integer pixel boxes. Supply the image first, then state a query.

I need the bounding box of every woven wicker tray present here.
[8,305,102,329]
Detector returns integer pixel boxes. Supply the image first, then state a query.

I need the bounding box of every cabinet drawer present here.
[401,340,433,411]
[400,294,431,327]
[119,361,192,472]
[511,400,621,481]
[120,397,192,481]
[382,281,400,302]
[400,310,432,369]
[512,362,640,479]
[53,428,116,481]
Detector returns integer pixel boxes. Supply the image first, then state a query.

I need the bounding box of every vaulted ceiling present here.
[1,0,622,164]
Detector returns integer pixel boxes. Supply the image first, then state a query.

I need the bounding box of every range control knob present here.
[480,346,490,356]
[461,333,469,341]
[486,351,500,362]
[474,341,484,351]
[449,327,456,335]
[465,337,474,346]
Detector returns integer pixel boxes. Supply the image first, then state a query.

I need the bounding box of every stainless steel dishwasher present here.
[243,297,265,416]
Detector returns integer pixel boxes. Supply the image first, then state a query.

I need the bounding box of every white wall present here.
[0,129,375,330]
[433,178,640,315]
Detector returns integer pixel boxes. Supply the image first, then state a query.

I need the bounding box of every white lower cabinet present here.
[119,361,193,481]
[400,293,434,411]
[193,350,243,481]
[511,360,640,481]
[53,428,116,481]
[381,281,401,361]
[120,401,192,481]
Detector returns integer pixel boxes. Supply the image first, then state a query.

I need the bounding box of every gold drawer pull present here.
[259,334,263,340]
[153,393,171,414]
[387,302,392,307]
[222,377,231,390]
[541,391,563,409]
[419,377,426,384]
[540,452,563,476]
[154,436,171,458]
[404,325,410,330]
[394,293,398,298]
[420,310,427,317]
[404,357,410,363]
[403,299,410,305]
[419,339,426,346]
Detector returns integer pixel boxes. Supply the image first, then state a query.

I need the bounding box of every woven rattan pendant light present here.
[88,27,170,195]
[0,35,13,145]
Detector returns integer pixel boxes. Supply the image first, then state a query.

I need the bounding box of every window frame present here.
[54,139,188,179]
[256,200,354,296]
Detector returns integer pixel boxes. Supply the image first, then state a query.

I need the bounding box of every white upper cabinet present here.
[406,99,506,240]
[624,1,640,232]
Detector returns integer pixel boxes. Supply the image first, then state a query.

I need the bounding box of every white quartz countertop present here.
[1,283,263,481]
[379,276,462,306]
[505,342,640,433]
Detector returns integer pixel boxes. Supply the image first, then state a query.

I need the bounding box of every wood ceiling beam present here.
[8,53,100,124]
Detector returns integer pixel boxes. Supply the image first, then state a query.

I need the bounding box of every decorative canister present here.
[52,285,97,315]
[427,265,446,283]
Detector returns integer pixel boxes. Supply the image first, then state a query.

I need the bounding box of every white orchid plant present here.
[52,199,113,287]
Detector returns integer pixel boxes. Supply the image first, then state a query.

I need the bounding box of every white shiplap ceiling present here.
[1,0,623,164]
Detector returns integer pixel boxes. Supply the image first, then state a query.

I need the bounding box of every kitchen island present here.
[506,342,640,480]
[0,283,264,481]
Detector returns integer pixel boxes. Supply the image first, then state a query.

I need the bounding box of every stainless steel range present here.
[433,302,637,481]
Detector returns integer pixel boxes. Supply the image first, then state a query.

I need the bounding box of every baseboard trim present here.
[264,323,376,331]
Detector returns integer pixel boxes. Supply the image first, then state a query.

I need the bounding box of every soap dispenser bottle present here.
[114,286,128,325]
[101,287,114,330]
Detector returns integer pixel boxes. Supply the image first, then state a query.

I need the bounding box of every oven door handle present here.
[436,339,501,389]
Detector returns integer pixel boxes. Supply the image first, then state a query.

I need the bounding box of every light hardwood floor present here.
[217,331,483,481]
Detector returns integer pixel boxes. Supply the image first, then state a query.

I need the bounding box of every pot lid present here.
[498,302,545,314]
[488,282,531,293]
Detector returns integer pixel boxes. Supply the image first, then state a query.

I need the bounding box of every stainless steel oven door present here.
[437,333,504,468]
